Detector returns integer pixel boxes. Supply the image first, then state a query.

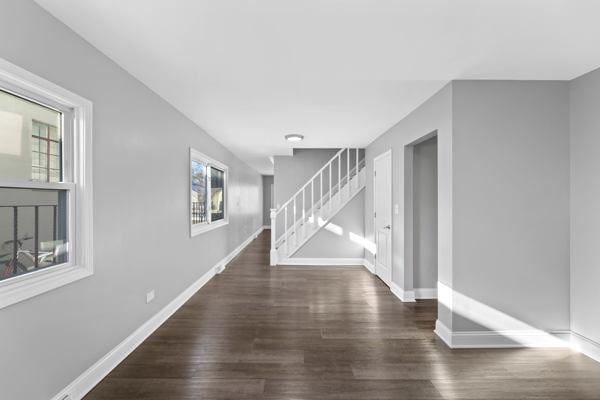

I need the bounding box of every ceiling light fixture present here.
[285,134,304,142]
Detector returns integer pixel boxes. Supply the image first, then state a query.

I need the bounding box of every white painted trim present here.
[434,319,572,349]
[263,225,271,229]
[189,147,230,237]
[414,288,437,299]
[0,57,94,309]
[279,257,366,266]
[571,331,600,363]
[390,281,416,302]
[362,258,375,274]
[434,319,453,347]
[51,226,263,400]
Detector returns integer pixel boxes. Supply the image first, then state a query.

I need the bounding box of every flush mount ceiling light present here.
[285,134,304,142]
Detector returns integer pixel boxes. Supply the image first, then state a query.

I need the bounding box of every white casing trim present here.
[51,227,263,400]
[390,281,416,303]
[414,288,437,299]
[278,257,366,266]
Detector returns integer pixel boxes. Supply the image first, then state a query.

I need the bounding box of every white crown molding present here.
[51,227,264,400]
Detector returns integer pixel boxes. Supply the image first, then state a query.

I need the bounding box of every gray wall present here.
[452,81,570,332]
[262,175,274,226]
[273,148,338,209]
[364,83,454,327]
[570,67,600,345]
[0,1,262,399]
[413,136,438,290]
[294,192,365,259]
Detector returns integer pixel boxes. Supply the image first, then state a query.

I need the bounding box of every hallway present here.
[85,231,600,399]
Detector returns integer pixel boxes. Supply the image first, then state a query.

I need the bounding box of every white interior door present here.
[374,150,392,286]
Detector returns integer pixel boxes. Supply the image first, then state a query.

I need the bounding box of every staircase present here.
[270,148,366,265]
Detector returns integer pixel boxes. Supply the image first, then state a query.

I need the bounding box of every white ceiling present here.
[35,0,600,174]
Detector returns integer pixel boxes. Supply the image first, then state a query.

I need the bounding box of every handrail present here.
[275,148,345,214]
[273,159,364,247]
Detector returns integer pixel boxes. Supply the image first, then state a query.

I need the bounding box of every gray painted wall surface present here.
[262,175,274,226]
[452,81,570,332]
[570,67,600,345]
[413,136,438,290]
[294,192,365,259]
[273,148,338,209]
[0,1,262,399]
[364,83,454,327]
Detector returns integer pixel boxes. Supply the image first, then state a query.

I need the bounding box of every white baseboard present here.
[278,257,366,266]
[434,319,572,349]
[571,331,600,363]
[434,319,453,347]
[263,225,271,230]
[390,282,416,303]
[51,226,264,400]
[414,288,437,299]
[362,258,375,274]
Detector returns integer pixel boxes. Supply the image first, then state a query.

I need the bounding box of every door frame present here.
[373,149,393,286]
[404,130,438,300]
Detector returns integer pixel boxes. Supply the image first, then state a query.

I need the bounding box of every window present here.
[0,58,93,309]
[190,148,228,236]
[31,120,62,182]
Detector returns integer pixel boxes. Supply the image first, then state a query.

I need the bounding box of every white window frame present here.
[0,58,93,309]
[190,148,229,237]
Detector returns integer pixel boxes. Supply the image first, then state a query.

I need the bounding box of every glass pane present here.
[0,89,62,182]
[49,169,60,182]
[210,167,225,222]
[31,152,41,167]
[31,137,40,153]
[0,187,69,281]
[49,155,60,170]
[39,153,47,169]
[191,160,207,225]
[49,141,60,156]
[48,125,59,140]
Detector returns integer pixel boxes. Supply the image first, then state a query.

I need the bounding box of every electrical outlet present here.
[394,204,399,215]
[146,289,155,304]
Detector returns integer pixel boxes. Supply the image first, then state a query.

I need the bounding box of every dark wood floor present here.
[85,231,600,399]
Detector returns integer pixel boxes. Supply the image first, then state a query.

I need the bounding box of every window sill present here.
[190,219,229,237]
[0,264,93,309]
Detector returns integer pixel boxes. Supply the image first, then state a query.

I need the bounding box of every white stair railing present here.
[270,148,365,265]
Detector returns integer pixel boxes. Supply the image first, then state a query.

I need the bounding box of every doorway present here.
[373,149,392,286]
[407,134,438,300]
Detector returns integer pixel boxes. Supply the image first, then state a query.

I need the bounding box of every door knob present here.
[384,225,391,230]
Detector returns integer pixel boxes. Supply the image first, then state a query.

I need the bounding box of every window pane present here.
[0,89,62,182]
[49,141,60,156]
[191,160,207,225]
[49,155,60,170]
[210,167,225,222]
[48,125,59,141]
[0,187,69,281]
